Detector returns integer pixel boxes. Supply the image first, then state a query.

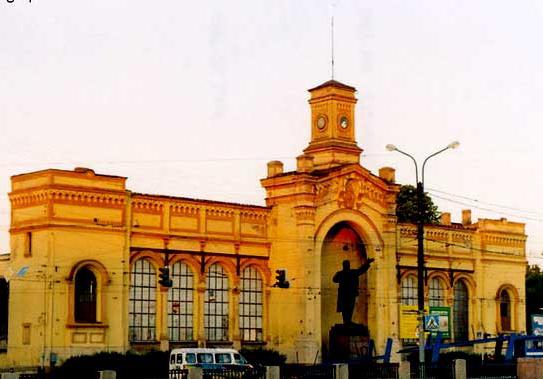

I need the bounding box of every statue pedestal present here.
[329,323,370,361]
[294,336,321,364]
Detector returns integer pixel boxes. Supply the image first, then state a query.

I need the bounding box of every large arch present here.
[315,209,384,359]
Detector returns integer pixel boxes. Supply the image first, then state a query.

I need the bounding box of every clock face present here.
[316,116,327,130]
[340,116,349,129]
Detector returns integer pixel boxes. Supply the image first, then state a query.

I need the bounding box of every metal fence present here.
[203,367,266,379]
[280,364,335,379]
[410,362,455,379]
[467,362,517,379]
[168,369,189,379]
[349,362,399,379]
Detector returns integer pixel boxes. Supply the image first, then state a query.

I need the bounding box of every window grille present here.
[400,275,418,344]
[429,277,446,307]
[401,275,418,306]
[168,261,194,341]
[453,280,469,341]
[129,258,157,342]
[204,263,229,341]
[239,266,263,342]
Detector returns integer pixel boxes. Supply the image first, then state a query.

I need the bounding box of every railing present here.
[169,369,189,379]
[203,366,266,379]
[280,364,335,379]
[349,362,399,379]
[467,362,517,379]
[410,362,455,379]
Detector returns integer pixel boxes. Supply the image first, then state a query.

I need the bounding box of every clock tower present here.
[302,80,362,170]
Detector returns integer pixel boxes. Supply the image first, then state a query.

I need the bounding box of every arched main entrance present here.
[320,221,369,358]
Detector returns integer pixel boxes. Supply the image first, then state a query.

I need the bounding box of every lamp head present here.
[448,141,460,149]
[385,144,397,152]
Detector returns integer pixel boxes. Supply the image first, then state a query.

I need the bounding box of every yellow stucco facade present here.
[0,80,527,368]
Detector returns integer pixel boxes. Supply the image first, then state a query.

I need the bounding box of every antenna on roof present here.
[330,12,335,80]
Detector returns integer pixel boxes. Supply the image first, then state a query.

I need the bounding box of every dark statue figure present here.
[333,258,374,325]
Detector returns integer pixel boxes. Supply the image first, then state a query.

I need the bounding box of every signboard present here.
[428,306,450,338]
[400,305,429,339]
[531,314,543,336]
[424,315,440,332]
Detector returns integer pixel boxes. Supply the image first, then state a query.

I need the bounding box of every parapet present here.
[11,168,126,192]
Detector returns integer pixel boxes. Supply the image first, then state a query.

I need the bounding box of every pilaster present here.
[196,282,206,347]
[293,205,320,362]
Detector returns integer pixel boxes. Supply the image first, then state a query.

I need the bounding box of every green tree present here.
[396,184,440,224]
[526,264,543,333]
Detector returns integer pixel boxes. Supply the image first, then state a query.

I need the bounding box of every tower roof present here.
[308,79,356,92]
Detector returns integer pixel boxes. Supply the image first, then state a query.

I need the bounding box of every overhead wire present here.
[429,192,543,223]
[427,187,543,218]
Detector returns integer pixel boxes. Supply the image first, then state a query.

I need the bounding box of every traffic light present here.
[274,269,289,288]
[159,265,173,287]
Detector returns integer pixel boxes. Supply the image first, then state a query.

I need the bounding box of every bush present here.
[55,350,170,379]
[240,348,287,366]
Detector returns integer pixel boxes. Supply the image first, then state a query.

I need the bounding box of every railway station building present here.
[0,80,527,367]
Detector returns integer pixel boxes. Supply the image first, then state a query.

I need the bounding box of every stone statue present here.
[333,258,374,325]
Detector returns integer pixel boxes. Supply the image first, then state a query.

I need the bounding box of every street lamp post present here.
[386,141,459,379]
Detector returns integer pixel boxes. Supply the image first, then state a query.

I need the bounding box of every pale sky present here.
[1,0,543,264]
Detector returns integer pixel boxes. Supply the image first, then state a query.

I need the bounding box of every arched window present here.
[74,268,97,323]
[401,275,418,306]
[429,277,446,307]
[129,259,157,342]
[453,280,469,341]
[205,263,229,341]
[240,266,263,342]
[500,289,512,331]
[0,278,9,348]
[168,262,194,341]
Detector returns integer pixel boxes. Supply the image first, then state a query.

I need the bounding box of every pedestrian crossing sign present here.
[425,315,440,331]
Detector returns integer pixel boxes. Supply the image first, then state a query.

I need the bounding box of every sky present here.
[1,0,543,263]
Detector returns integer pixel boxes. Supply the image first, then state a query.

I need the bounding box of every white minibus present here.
[169,348,251,371]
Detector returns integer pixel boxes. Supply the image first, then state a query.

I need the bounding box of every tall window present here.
[401,275,418,306]
[129,259,157,342]
[205,264,229,341]
[500,289,512,331]
[168,262,194,341]
[400,275,418,344]
[0,278,9,349]
[239,266,263,342]
[453,280,469,341]
[74,268,97,323]
[429,277,446,307]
